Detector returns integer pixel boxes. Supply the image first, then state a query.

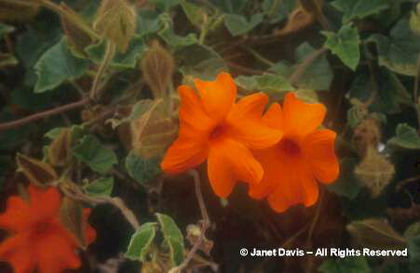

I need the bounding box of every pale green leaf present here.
[388,124,420,150]
[235,74,294,93]
[125,222,157,261]
[156,213,184,266]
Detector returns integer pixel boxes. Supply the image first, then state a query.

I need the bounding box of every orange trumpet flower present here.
[249,93,339,212]
[0,185,96,273]
[161,72,283,198]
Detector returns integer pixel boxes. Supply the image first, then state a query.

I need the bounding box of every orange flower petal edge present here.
[0,184,96,273]
[161,72,283,198]
[249,92,339,212]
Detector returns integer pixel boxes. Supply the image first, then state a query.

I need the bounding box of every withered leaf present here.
[16,153,58,187]
[60,196,87,248]
[48,128,73,167]
[131,99,178,159]
[186,224,213,256]
[275,6,314,36]
[347,218,406,249]
[0,0,40,22]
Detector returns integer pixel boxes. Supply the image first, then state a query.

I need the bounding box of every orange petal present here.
[36,231,81,273]
[194,72,237,121]
[227,93,283,149]
[0,234,35,273]
[262,103,283,130]
[282,93,326,136]
[29,185,62,220]
[252,147,320,212]
[207,139,263,198]
[178,85,216,136]
[161,137,209,174]
[0,196,32,232]
[303,129,339,183]
[83,208,97,244]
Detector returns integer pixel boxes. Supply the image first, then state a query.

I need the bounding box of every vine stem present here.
[60,183,140,230]
[89,41,116,101]
[413,54,420,129]
[169,169,211,273]
[39,0,101,40]
[0,98,90,131]
[289,47,328,86]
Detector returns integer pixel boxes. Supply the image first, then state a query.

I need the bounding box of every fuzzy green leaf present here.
[125,152,161,184]
[225,13,264,36]
[331,0,389,23]
[328,158,362,200]
[156,213,184,266]
[368,18,420,77]
[323,24,360,71]
[34,38,88,93]
[388,124,420,150]
[73,136,117,174]
[85,177,114,197]
[409,235,420,273]
[125,222,157,261]
[319,257,371,273]
[235,74,294,93]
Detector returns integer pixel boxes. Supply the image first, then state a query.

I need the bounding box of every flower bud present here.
[354,146,395,198]
[94,0,137,53]
[141,40,175,98]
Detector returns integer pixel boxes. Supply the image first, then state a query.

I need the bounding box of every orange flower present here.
[249,93,339,212]
[0,185,96,273]
[161,72,283,198]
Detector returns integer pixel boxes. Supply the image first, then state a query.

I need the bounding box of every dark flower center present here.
[210,124,228,140]
[33,221,52,235]
[279,138,301,156]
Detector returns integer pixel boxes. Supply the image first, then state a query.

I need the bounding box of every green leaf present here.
[34,38,88,93]
[0,23,14,38]
[405,222,420,239]
[347,68,411,114]
[270,43,333,90]
[409,235,420,273]
[331,0,389,23]
[235,74,294,93]
[224,13,264,36]
[263,0,297,24]
[137,10,163,37]
[180,0,206,27]
[368,18,420,77]
[85,177,114,197]
[328,158,362,200]
[388,124,420,150]
[156,213,184,266]
[125,151,161,184]
[177,43,227,80]
[322,24,360,71]
[318,257,371,273]
[149,0,180,11]
[212,0,249,13]
[158,13,198,49]
[86,37,147,69]
[73,136,117,174]
[125,222,157,261]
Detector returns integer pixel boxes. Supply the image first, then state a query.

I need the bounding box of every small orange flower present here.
[0,185,96,273]
[161,72,283,198]
[249,93,339,212]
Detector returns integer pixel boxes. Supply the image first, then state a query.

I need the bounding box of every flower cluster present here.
[0,185,96,273]
[161,72,339,212]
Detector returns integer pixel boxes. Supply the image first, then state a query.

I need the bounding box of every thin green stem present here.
[243,46,275,66]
